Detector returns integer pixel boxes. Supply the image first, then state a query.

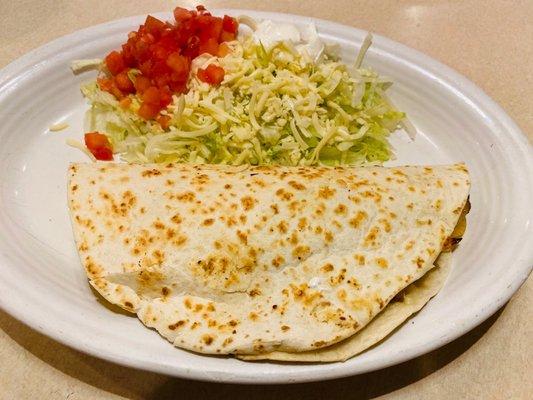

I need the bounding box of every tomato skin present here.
[157,115,171,129]
[198,37,219,56]
[119,97,132,109]
[166,53,189,78]
[197,63,224,85]
[144,15,165,35]
[222,15,238,34]
[105,51,125,75]
[206,64,225,84]
[158,87,173,108]
[138,102,160,119]
[197,68,208,83]
[97,77,124,99]
[182,35,200,57]
[197,15,223,43]
[142,86,161,104]
[173,7,193,22]
[134,75,151,93]
[84,132,114,161]
[114,71,134,93]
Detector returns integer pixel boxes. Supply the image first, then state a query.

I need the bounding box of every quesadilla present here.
[238,253,452,362]
[67,163,470,357]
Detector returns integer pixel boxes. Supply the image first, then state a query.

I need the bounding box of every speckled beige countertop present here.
[0,1,531,399]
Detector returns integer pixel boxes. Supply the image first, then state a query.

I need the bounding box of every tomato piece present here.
[97,77,124,99]
[197,15,223,43]
[220,30,236,42]
[217,42,231,57]
[166,52,189,77]
[105,51,125,75]
[211,18,224,41]
[206,64,225,84]
[121,43,135,67]
[158,87,173,107]
[197,68,209,83]
[198,37,219,56]
[84,132,114,161]
[134,75,151,93]
[97,77,113,92]
[197,64,224,85]
[222,15,238,34]
[144,15,165,35]
[142,86,161,104]
[102,7,236,105]
[173,7,193,22]
[169,80,187,93]
[154,73,171,89]
[138,102,160,119]
[150,60,171,78]
[151,43,170,60]
[138,60,153,76]
[183,35,200,57]
[119,97,132,109]
[157,115,171,129]
[114,71,134,93]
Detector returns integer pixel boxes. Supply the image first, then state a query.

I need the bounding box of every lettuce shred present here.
[81,35,408,166]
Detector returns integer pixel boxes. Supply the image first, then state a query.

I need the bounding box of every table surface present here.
[1,1,531,399]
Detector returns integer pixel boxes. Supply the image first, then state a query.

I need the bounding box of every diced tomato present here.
[138,102,160,119]
[198,37,219,56]
[97,77,124,99]
[222,15,238,34]
[144,15,165,35]
[154,74,171,89]
[220,30,236,42]
[101,6,238,119]
[169,80,187,93]
[158,87,173,108]
[142,86,161,104]
[121,43,135,66]
[114,71,135,92]
[97,77,113,92]
[173,7,193,22]
[84,132,114,161]
[166,52,189,77]
[217,42,231,57]
[197,68,208,83]
[119,97,132,109]
[197,63,224,85]
[182,35,200,57]
[138,60,152,77]
[134,75,151,93]
[197,15,223,43]
[105,51,125,75]
[157,115,171,129]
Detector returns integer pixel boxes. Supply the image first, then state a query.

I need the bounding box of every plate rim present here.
[0,9,531,384]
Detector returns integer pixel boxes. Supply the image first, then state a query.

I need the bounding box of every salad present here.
[72,5,413,166]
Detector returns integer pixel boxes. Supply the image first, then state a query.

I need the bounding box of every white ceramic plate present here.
[0,10,531,384]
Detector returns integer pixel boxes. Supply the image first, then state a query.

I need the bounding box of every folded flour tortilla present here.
[238,253,452,362]
[67,163,469,357]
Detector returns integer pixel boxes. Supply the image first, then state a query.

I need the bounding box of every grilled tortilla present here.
[238,253,452,362]
[67,163,470,356]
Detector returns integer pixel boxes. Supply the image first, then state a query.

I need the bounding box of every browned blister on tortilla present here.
[67,163,470,356]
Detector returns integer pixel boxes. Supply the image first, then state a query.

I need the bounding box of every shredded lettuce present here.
[70,59,103,74]
[81,33,409,166]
